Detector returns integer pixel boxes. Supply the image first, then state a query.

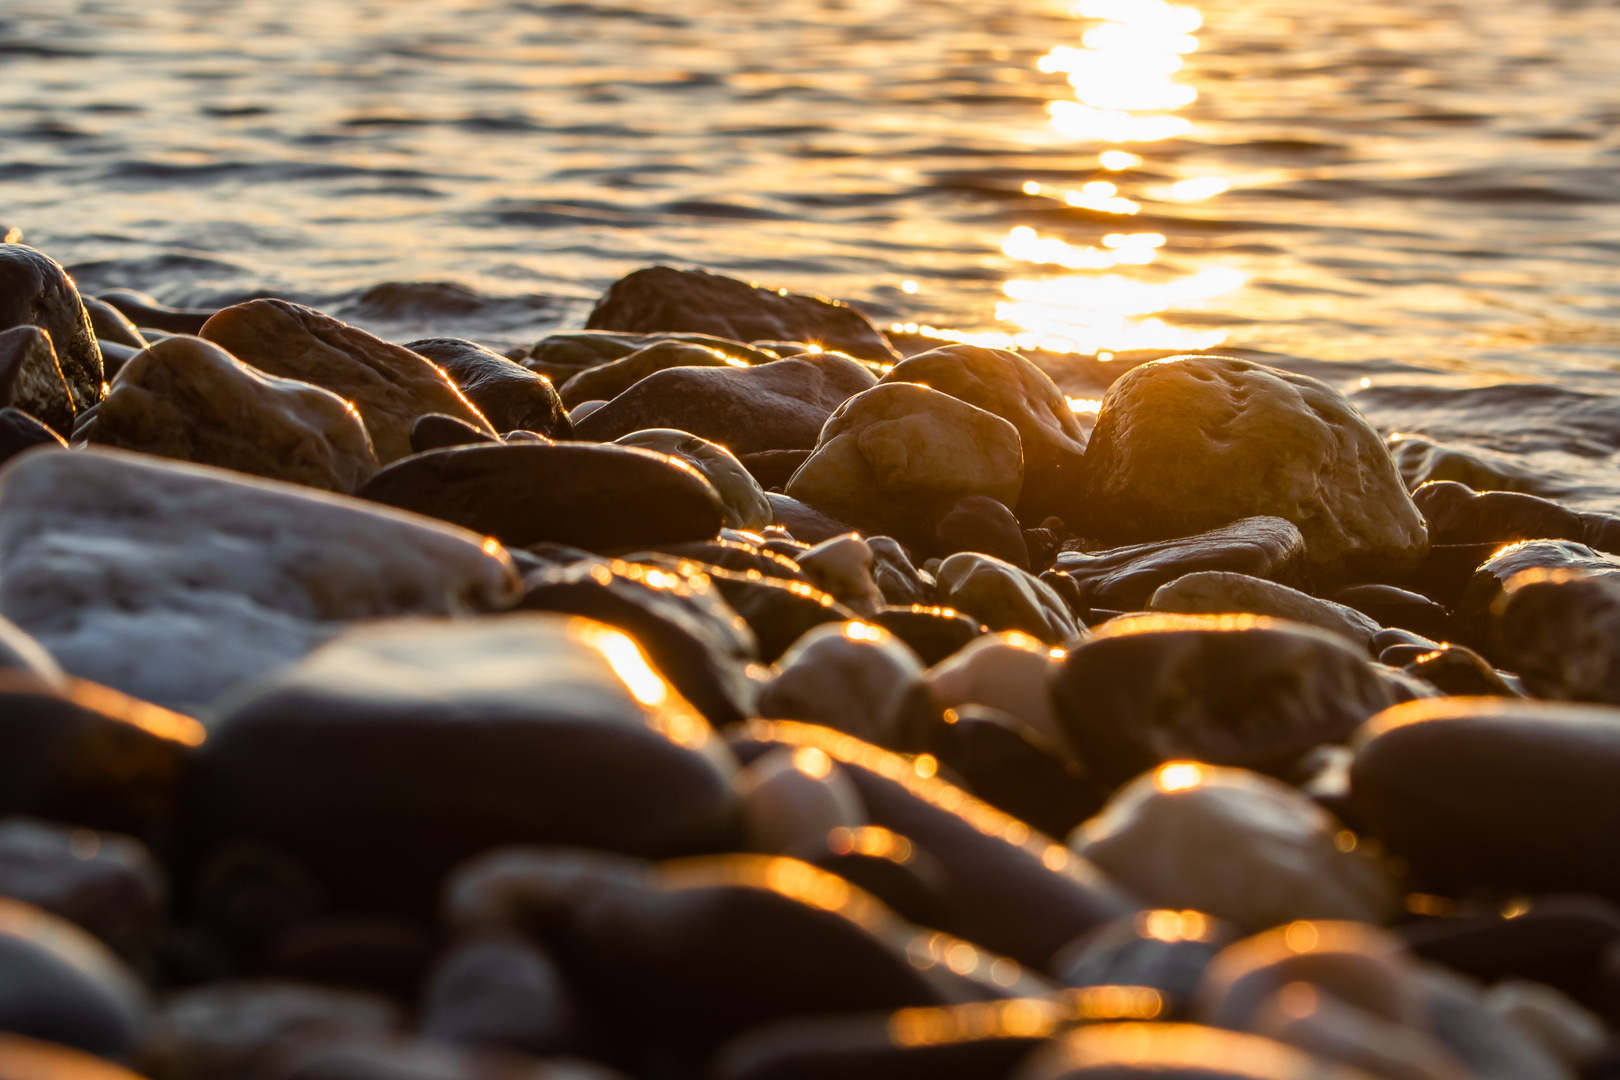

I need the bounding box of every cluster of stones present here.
[2,246,1620,1080]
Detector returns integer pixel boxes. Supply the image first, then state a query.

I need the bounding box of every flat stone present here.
[358,441,725,553]
[650,538,808,581]
[1053,614,1396,789]
[794,534,885,617]
[0,448,517,711]
[1050,517,1306,613]
[189,614,744,912]
[1148,572,1381,651]
[879,344,1089,523]
[585,266,899,362]
[1493,570,1620,704]
[0,326,74,437]
[935,553,1077,644]
[786,383,1023,541]
[406,338,572,439]
[1017,1023,1370,1079]
[1084,355,1428,584]
[757,622,924,743]
[559,340,746,408]
[1452,539,1620,657]
[525,329,779,386]
[1391,434,1572,501]
[79,335,379,494]
[765,493,857,544]
[420,932,581,1055]
[0,408,65,466]
[738,745,866,854]
[202,299,495,464]
[615,429,771,532]
[98,289,212,335]
[1330,584,1450,641]
[573,354,877,455]
[0,245,103,412]
[934,495,1030,569]
[1072,765,1398,932]
[1350,697,1620,902]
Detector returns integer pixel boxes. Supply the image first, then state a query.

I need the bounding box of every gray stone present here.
[0,407,66,467]
[0,245,103,412]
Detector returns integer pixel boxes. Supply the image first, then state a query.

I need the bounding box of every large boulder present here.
[785,383,1023,541]
[879,344,1089,523]
[0,244,102,411]
[0,448,517,711]
[405,337,571,439]
[1083,355,1428,584]
[0,326,74,437]
[202,300,494,464]
[79,335,378,494]
[585,267,899,363]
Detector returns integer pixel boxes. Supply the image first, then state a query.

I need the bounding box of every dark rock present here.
[420,932,581,1055]
[411,413,500,454]
[525,329,777,387]
[1053,614,1396,789]
[260,915,436,1000]
[738,449,809,490]
[188,840,329,968]
[1147,573,1381,652]
[757,621,923,744]
[0,245,103,412]
[572,354,877,455]
[699,564,858,664]
[0,895,149,1058]
[1390,433,1574,500]
[765,493,856,545]
[872,606,984,667]
[868,538,933,606]
[1402,541,1505,607]
[934,495,1030,569]
[585,267,899,363]
[650,539,806,581]
[880,344,1090,524]
[186,615,743,914]
[1350,697,1620,901]
[1016,1022,1355,1079]
[98,288,214,335]
[1453,539,1620,657]
[1370,627,1441,654]
[253,1033,621,1080]
[1492,570,1620,704]
[406,338,572,439]
[81,297,145,350]
[1049,910,1238,1019]
[0,407,65,465]
[358,442,725,552]
[1330,584,1449,641]
[1050,517,1305,613]
[0,325,74,437]
[1400,644,1522,697]
[97,339,138,380]
[934,554,1077,644]
[0,615,62,684]
[1377,643,1436,667]
[558,340,743,408]
[515,557,759,728]
[789,827,953,930]
[1416,480,1587,545]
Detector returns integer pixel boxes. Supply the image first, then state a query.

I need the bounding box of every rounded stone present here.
[561,340,745,408]
[0,896,149,1058]
[420,932,580,1055]
[0,244,103,412]
[406,337,572,439]
[1148,572,1382,651]
[615,429,771,532]
[738,746,866,854]
[1453,539,1620,657]
[794,533,885,618]
[1492,569,1620,704]
[922,631,1068,752]
[935,553,1078,645]
[0,325,74,437]
[1015,1023,1371,1079]
[756,622,925,744]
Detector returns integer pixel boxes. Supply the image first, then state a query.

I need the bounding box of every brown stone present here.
[0,325,74,437]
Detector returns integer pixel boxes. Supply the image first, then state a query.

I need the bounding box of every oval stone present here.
[560,340,745,408]
[406,337,572,439]
[0,245,102,412]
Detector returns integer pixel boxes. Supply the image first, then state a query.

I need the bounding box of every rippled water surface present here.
[5,0,1620,503]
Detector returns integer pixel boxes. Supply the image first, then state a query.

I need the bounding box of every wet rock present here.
[98,288,213,336]
[0,407,66,465]
[1074,766,1397,932]
[703,565,858,664]
[873,606,983,666]
[757,622,925,743]
[921,631,1067,751]
[737,448,810,490]
[651,538,807,581]
[559,340,745,408]
[1400,644,1522,697]
[0,325,74,437]
[97,339,138,380]
[0,615,63,686]
[1415,480,1591,547]
[81,297,145,351]
[568,400,606,423]
[585,266,899,362]
[420,932,581,1055]
[406,338,571,439]
[0,819,164,971]
[516,557,758,729]
[880,344,1090,523]
[0,244,103,412]
[1452,539,1620,656]
[764,492,856,544]
[1351,698,1620,900]
[1050,517,1306,613]
[1491,570,1620,703]
[201,299,494,464]
[785,383,1023,542]
[1084,355,1428,584]
[1016,1022,1368,1079]
[572,353,877,454]
[614,429,770,532]
[189,614,742,912]
[738,746,866,854]
[790,826,952,929]
[0,895,149,1057]
[868,538,933,606]
[1390,433,1572,500]
[933,552,1076,645]
[1330,584,1450,641]
[923,705,1103,839]
[254,1032,621,1080]
[358,442,724,553]
[0,448,516,711]
[259,915,437,1000]
[934,495,1030,569]
[79,336,379,494]
[1050,910,1237,1018]
[1244,980,1474,1080]
[412,413,499,454]
[1148,573,1382,651]
[526,329,778,386]
[794,534,885,617]
[1053,615,1395,788]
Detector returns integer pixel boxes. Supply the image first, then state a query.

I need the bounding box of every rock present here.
[96,340,138,381]
[253,1032,621,1080]
[1015,1023,1370,1079]
[1350,698,1620,902]
[0,408,65,466]
[0,1033,150,1079]
[0,325,74,437]
[0,448,517,711]
[0,895,149,1058]
[1491,570,1620,704]
[569,400,607,423]
[737,746,866,854]
[78,335,379,494]
[794,534,885,617]
[358,442,725,553]
[0,819,165,971]
[934,495,1030,569]
[1415,481,1594,547]
[1390,434,1572,500]
[420,932,581,1055]
[1072,767,1397,932]
[1148,573,1381,651]
[406,338,571,439]
[97,289,213,335]
[921,631,1068,752]
[515,557,759,729]
[756,622,925,743]
[1330,584,1450,641]
[879,345,1089,523]
[1083,355,1428,584]
[525,329,777,386]
[0,615,64,687]
[764,493,856,544]
[188,614,743,912]
[573,354,877,455]
[585,267,899,363]
[412,413,500,454]
[1400,644,1522,697]
[738,448,810,490]
[936,554,1077,644]
[614,429,771,532]
[1050,910,1236,1019]
[702,564,859,664]
[789,826,952,929]
[201,299,494,464]
[1484,980,1606,1070]
[1244,979,1479,1080]
[1050,517,1306,614]
[872,606,983,667]
[80,298,145,351]
[651,539,807,582]
[1420,966,1575,1080]
[867,538,932,607]
[1452,540,1620,657]
[559,341,746,408]
[0,245,103,412]
[1053,615,1397,789]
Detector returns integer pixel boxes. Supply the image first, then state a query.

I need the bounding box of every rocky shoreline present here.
[2,241,1620,1079]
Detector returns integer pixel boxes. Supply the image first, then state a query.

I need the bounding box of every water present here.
[4,0,1620,505]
